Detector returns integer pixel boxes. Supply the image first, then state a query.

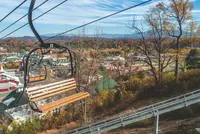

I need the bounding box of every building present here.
[0,63,23,103]
[104,56,125,62]
[0,47,7,53]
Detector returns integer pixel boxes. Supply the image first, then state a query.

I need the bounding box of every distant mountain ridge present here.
[14,35,75,40]
[7,30,189,40]
[8,33,141,40]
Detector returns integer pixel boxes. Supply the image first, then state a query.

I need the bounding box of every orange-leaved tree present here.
[163,0,194,80]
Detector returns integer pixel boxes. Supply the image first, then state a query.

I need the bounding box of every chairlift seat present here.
[26,78,89,113]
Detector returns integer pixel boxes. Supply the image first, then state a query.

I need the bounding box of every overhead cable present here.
[0,0,27,23]
[45,0,152,41]
[1,0,68,39]
[0,0,49,34]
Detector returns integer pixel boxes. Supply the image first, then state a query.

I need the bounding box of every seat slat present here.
[39,92,88,110]
[29,76,45,82]
[42,94,89,113]
[28,78,75,91]
[30,86,76,101]
[29,83,76,99]
[27,81,76,95]
[39,92,90,113]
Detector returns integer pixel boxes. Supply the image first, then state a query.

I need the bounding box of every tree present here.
[75,26,105,91]
[186,49,200,69]
[197,25,200,37]
[163,0,194,79]
[184,20,199,47]
[128,3,173,84]
[187,20,198,47]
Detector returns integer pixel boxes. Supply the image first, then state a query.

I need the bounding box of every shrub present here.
[5,119,41,134]
[162,73,175,84]
[137,71,146,79]
[41,110,76,130]
[136,69,200,99]
[3,108,81,134]
[125,75,154,93]
[96,90,116,107]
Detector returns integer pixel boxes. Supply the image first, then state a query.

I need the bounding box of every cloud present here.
[0,0,199,37]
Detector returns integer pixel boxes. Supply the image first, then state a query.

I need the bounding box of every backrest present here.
[26,78,76,101]
[29,75,45,82]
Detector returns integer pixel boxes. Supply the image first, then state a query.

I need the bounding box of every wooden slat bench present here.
[26,78,89,113]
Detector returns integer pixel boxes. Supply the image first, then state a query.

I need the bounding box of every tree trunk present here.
[175,38,180,80]
[151,66,158,84]
[158,53,161,84]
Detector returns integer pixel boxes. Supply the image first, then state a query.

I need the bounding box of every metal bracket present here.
[75,129,78,134]
[89,125,93,133]
[184,95,187,107]
[119,116,125,127]
[152,107,159,116]
[152,106,155,115]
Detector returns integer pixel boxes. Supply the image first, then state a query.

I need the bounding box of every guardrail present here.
[66,89,200,134]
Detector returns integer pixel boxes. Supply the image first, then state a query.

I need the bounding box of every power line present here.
[1,0,68,39]
[0,0,27,23]
[45,0,152,41]
[0,0,49,34]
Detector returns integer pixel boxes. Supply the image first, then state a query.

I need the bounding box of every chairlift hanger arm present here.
[28,0,44,45]
[28,0,69,49]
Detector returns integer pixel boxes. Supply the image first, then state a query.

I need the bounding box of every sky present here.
[0,0,199,38]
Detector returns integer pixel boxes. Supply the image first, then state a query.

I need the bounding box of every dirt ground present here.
[37,115,200,134]
[1,92,200,134]
[105,115,200,134]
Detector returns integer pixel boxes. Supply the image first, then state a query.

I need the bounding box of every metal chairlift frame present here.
[16,0,76,112]
[21,52,47,82]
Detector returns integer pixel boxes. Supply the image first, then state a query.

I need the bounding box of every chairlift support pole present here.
[154,114,159,134]
[153,109,159,134]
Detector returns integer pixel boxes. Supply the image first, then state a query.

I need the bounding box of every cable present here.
[0,0,27,23]
[31,0,152,47]
[45,0,152,41]
[1,0,68,39]
[1,0,151,40]
[0,0,49,34]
